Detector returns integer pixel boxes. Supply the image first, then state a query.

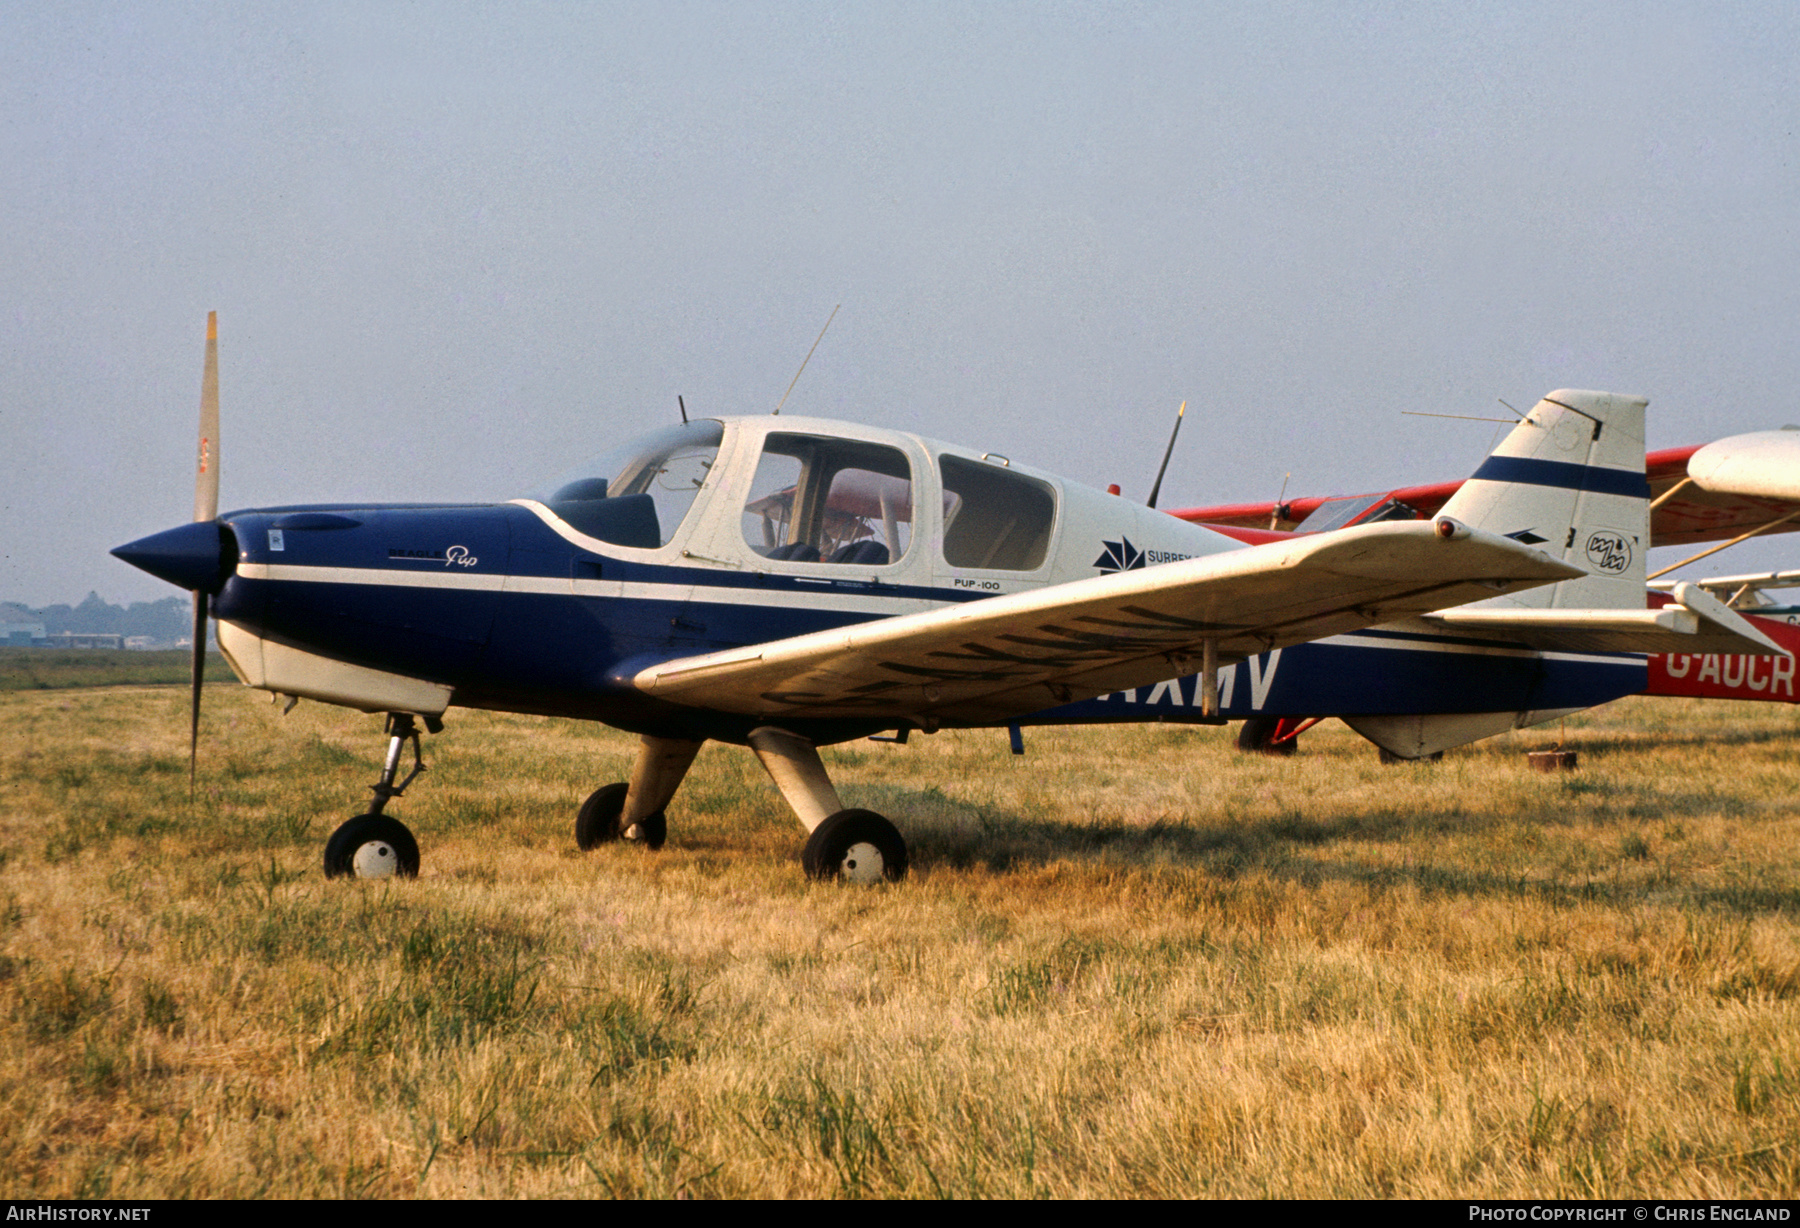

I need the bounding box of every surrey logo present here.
[1094,537,1146,574]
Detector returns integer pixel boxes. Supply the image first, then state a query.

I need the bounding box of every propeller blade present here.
[1145,400,1186,510]
[190,590,206,793]
[193,311,219,523]
[190,311,218,793]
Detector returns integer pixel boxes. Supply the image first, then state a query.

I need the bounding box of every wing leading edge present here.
[632,519,1583,725]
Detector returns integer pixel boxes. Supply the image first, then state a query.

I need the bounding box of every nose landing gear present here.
[323,712,437,879]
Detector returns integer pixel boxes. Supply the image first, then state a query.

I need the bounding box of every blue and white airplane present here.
[115,317,1741,883]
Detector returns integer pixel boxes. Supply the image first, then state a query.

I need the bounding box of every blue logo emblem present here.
[1094,537,1145,574]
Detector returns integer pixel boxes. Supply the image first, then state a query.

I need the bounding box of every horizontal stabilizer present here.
[1422,582,1785,656]
[634,519,1582,723]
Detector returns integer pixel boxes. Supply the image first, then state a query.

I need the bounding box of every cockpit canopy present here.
[530,416,1060,573]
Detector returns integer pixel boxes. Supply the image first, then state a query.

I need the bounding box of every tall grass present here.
[2,685,1798,1196]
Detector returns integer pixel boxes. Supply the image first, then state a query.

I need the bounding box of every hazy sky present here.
[6,2,1800,606]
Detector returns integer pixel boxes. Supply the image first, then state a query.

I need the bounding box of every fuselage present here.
[121,414,1646,745]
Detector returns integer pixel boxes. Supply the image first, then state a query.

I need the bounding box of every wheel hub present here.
[352,840,398,879]
[839,841,885,884]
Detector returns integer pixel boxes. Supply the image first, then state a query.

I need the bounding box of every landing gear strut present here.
[573,736,700,851]
[1236,716,1319,755]
[749,726,907,883]
[570,727,908,884]
[323,712,436,879]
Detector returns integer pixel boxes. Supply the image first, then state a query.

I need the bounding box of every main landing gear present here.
[1237,716,1320,756]
[573,736,701,851]
[323,712,437,880]
[570,727,908,884]
[318,715,909,885]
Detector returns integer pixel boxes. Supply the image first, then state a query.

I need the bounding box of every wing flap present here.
[1422,582,1785,656]
[633,520,1583,721]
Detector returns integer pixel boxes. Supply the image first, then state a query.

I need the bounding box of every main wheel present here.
[575,783,627,849]
[575,783,668,851]
[1237,717,1297,756]
[323,813,420,879]
[802,809,907,883]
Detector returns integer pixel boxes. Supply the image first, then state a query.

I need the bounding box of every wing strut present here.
[1199,638,1219,716]
[1648,508,1800,580]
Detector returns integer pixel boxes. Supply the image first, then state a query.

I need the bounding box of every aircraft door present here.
[739,434,921,568]
[690,430,931,644]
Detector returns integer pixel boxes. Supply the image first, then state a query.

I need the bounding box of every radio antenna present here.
[773,303,840,415]
[1401,411,1519,423]
[1144,400,1186,509]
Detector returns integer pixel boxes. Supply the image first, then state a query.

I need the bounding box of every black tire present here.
[575,783,667,851]
[802,809,907,883]
[575,782,628,849]
[1237,716,1297,756]
[323,813,420,879]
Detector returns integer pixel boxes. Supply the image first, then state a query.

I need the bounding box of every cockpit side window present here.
[537,421,724,548]
[742,434,916,566]
[938,456,1056,570]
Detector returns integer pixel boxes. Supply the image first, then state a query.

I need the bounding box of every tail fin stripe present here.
[1468,456,1650,499]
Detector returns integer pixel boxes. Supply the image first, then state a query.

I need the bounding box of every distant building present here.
[44,632,124,650]
[1,621,46,647]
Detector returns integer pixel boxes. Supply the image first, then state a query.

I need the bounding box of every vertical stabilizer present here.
[1435,389,1648,610]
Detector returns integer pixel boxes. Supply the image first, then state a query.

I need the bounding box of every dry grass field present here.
[3,680,1799,1198]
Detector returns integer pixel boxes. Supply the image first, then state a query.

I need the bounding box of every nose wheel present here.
[323,712,436,880]
[324,812,420,879]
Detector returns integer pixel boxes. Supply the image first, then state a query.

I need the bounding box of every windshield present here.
[532,420,724,549]
[1293,493,1387,534]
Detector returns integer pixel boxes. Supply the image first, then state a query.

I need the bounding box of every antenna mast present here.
[773,303,840,415]
[1144,401,1186,509]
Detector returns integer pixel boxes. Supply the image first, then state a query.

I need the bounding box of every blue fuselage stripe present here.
[1468,456,1650,499]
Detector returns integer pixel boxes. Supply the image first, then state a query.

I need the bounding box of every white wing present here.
[633,520,1582,724]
